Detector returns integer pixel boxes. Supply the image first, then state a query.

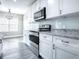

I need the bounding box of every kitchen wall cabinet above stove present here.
[31,0,79,20]
[40,0,47,9]
[31,0,60,20]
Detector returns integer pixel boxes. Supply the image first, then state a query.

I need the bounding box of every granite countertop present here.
[39,29,79,40]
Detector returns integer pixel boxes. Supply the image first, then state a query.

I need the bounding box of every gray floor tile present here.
[2,37,39,59]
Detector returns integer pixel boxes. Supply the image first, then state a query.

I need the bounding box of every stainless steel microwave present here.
[34,7,46,21]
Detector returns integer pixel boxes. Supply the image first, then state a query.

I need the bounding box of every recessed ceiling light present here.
[14,0,16,2]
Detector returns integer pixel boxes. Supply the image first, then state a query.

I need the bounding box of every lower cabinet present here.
[39,35,79,59]
[40,43,53,59]
[39,33,53,59]
[54,47,79,59]
[53,36,79,59]
[0,39,2,56]
[23,30,30,44]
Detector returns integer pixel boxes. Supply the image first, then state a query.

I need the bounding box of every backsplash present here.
[39,15,79,38]
[39,15,79,29]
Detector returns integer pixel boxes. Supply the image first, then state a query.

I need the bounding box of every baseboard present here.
[3,35,23,39]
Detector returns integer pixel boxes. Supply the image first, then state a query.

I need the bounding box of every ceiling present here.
[0,0,37,14]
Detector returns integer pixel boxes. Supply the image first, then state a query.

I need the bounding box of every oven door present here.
[29,34,39,56]
[29,35,39,45]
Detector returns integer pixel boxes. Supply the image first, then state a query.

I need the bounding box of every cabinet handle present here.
[43,36,47,38]
[61,40,69,44]
[53,44,55,49]
[60,10,62,14]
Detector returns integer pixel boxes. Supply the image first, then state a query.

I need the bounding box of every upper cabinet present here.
[31,0,41,22]
[32,0,60,19]
[31,0,79,19]
[60,0,79,14]
[46,0,60,19]
[40,0,47,9]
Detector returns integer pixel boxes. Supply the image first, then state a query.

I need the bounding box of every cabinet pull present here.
[61,40,69,44]
[60,10,62,14]
[53,44,55,49]
[43,36,47,38]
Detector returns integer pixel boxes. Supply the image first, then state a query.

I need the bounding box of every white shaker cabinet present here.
[46,0,60,19]
[23,31,30,44]
[31,0,79,19]
[60,0,79,14]
[0,39,2,57]
[35,0,41,11]
[53,36,79,59]
[54,48,79,59]
[39,33,53,59]
[31,0,41,21]
[40,0,47,9]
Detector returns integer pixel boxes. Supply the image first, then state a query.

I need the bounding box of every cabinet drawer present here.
[39,34,52,42]
[40,39,52,45]
[53,36,79,53]
[53,36,79,47]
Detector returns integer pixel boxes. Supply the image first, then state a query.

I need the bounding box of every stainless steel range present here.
[29,30,39,56]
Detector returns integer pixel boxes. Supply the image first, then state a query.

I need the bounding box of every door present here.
[60,0,79,14]
[46,0,60,19]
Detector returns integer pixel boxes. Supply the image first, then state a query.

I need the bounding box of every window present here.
[0,16,18,32]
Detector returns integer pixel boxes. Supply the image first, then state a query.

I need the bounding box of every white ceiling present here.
[0,0,37,14]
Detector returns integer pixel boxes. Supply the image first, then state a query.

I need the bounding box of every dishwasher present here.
[53,36,79,59]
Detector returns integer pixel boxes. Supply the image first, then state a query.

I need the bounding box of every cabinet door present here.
[35,0,40,11]
[23,31,30,44]
[39,33,52,42]
[46,0,60,19]
[39,43,53,59]
[39,34,53,59]
[54,47,79,59]
[40,0,47,9]
[53,36,79,59]
[31,3,36,21]
[61,0,79,14]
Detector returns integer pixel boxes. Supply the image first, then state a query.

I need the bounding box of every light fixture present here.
[6,9,13,20]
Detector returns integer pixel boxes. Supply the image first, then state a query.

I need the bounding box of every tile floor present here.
[2,37,39,59]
